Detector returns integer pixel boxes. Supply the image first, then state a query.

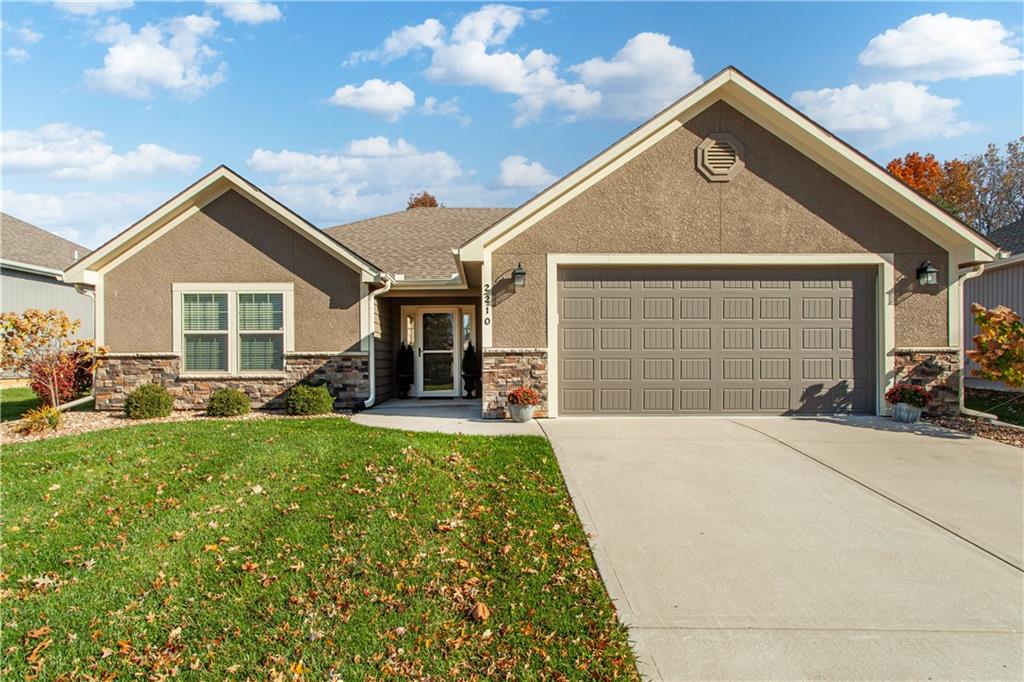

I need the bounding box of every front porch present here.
[353,397,543,435]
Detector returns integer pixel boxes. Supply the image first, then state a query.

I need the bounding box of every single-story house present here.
[963,217,1023,392]
[2,212,94,337]
[64,67,999,418]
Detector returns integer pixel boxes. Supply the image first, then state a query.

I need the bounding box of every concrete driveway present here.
[541,417,1024,681]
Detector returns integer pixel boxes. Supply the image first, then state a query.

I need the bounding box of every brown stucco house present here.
[64,68,999,418]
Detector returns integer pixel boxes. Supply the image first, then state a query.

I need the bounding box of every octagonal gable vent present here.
[697,133,744,182]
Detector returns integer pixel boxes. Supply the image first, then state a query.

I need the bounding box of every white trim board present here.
[543,253,895,418]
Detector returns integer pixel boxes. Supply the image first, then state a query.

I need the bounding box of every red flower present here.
[506,386,541,406]
[885,383,931,408]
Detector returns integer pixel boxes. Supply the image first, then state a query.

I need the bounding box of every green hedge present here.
[285,384,334,416]
[206,388,251,417]
[124,384,174,420]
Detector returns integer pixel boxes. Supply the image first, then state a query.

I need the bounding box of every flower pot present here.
[892,402,922,424]
[462,374,479,399]
[508,403,535,423]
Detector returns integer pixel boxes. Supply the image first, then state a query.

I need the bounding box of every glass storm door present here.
[416,309,458,397]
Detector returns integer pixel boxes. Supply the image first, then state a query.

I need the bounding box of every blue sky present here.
[2,1,1022,248]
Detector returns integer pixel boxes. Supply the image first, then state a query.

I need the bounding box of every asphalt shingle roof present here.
[1,213,90,272]
[987,218,1024,255]
[325,207,512,279]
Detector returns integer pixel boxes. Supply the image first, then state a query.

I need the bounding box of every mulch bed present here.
[1,409,349,445]
[924,414,1024,449]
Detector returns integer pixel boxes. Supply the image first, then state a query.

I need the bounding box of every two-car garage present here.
[556,266,877,415]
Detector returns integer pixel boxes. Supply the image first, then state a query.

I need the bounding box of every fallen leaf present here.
[468,602,490,622]
[26,626,51,640]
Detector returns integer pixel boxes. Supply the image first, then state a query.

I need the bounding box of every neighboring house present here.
[1,212,94,337]
[963,217,1023,392]
[64,67,999,417]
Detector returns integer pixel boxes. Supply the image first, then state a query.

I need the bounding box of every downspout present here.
[68,284,98,412]
[360,277,393,410]
[957,264,997,421]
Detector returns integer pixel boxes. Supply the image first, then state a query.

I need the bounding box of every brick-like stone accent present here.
[95,353,369,411]
[893,348,960,416]
[482,348,547,419]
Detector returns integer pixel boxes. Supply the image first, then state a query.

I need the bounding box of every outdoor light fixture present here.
[916,260,939,286]
[512,262,527,289]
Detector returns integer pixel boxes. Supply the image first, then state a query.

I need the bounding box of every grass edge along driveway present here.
[1,417,639,680]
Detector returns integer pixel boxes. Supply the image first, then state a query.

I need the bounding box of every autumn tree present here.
[888,137,1024,234]
[967,304,1024,388]
[887,152,945,197]
[0,309,105,409]
[407,191,440,209]
[965,138,1024,233]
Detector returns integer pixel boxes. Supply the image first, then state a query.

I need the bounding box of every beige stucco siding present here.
[104,189,363,352]
[492,101,949,349]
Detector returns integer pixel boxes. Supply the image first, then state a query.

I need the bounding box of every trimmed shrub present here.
[19,405,63,434]
[285,383,334,416]
[125,383,174,419]
[206,388,251,417]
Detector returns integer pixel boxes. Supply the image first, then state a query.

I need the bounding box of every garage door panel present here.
[558,266,875,416]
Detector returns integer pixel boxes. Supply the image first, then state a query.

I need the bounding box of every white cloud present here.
[498,155,556,188]
[349,18,445,63]
[791,81,971,148]
[422,96,471,127]
[451,4,541,46]
[858,13,1024,81]
[5,48,30,62]
[246,137,521,223]
[14,26,43,44]
[54,1,133,16]
[208,1,282,25]
[1,123,201,180]
[570,32,702,120]
[328,79,415,121]
[1,188,166,247]
[85,14,226,99]
[354,7,702,126]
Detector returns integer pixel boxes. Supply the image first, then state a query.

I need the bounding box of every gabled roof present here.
[988,218,1024,255]
[326,207,511,280]
[1,212,90,275]
[64,165,381,285]
[459,66,999,266]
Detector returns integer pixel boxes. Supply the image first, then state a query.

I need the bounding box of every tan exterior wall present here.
[104,189,363,353]
[492,101,949,349]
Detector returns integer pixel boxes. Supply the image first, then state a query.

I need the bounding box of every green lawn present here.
[1,386,40,422]
[1,418,638,680]
[966,388,1024,427]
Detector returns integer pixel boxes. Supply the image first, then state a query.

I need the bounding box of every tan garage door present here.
[557,266,876,415]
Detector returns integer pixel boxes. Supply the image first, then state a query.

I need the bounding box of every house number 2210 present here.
[482,283,491,326]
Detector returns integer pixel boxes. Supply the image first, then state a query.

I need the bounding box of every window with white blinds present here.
[183,293,228,372]
[238,293,284,371]
[178,288,289,374]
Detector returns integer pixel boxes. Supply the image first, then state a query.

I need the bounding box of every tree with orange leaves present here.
[887,152,945,197]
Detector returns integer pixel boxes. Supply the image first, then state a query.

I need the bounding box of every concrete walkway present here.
[351,399,542,436]
[542,416,1024,681]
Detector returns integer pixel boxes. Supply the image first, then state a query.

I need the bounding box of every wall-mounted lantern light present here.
[916,260,938,286]
[512,262,527,289]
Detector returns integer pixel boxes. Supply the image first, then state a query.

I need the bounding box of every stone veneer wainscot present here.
[482,348,548,419]
[95,352,369,411]
[893,348,960,416]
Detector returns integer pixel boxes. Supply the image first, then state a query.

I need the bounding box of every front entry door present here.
[416,308,459,397]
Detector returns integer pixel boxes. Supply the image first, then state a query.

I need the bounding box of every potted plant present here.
[461,342,480,399]
[506,385,541,423]
[885,383,931,423]
[397,342,414,398]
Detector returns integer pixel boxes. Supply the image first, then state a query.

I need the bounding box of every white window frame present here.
[173,283,295,376]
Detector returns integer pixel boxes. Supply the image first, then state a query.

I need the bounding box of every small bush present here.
[285,383,334,415]
[19,405,63,434]
[29,350,93,406]
[207,388,251,417]
[125,383,174,419]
